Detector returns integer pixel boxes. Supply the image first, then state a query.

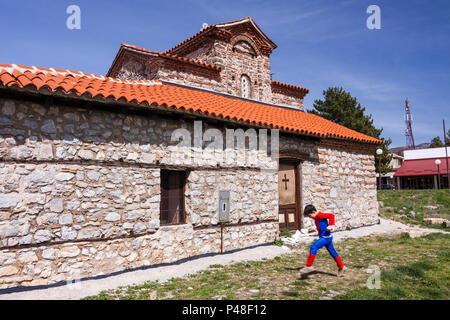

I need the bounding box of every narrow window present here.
[160,170,186,225]
[241,75,251,98]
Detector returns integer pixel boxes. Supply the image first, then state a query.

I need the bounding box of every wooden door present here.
[160,170,186,225]
[278,162,301,231]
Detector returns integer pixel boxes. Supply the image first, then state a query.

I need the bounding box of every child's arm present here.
[316,212,335,231]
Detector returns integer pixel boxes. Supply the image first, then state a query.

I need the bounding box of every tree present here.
[429,136,444,148]
[429,130,450,147]
[308,87,392,174]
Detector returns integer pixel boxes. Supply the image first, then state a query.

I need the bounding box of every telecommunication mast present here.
[405,98,415,149]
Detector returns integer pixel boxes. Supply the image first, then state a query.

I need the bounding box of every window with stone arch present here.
[240,74,251,99]
[232,40,257,58]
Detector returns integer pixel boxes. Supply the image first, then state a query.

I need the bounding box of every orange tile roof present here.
[165,24,216,55]
[0,63,382,144]
[166,16,277,54]
[120,43,222,71]
[271,80,310,94]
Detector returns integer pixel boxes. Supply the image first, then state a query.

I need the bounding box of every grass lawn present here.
[378,189,450,231]
[83,232,450,300]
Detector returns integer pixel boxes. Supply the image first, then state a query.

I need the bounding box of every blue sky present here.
[1,0,449,148]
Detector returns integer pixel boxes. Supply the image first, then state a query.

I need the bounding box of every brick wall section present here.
[271,91,304,110]
[112,37,305,109]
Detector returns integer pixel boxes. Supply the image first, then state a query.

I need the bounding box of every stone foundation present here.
[0,222,277,288]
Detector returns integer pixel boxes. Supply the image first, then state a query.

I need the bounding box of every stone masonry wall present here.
[0,97,278,288]
[173,36,305,110]
[271,91,304,110]
[305,142,379,229]
[279,135,379,232]
[113,39,305,110]
[0,95,379,289]
[153,39,273,103]
[198,40,273,103]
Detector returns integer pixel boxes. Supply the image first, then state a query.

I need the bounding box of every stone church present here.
[0,17,381,289]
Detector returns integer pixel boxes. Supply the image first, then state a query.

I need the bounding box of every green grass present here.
[82,190,449,300]
[335,233,450,300]
[378,189,450,230]
[83,232,450,300]
[281,228,292,238]
[273,238,284,246]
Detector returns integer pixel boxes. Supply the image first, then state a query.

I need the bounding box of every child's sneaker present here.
[300,266,314,275]
[337,266,347,277]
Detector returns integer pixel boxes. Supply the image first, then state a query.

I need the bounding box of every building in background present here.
[394,147,450,189]
[378,153,404,189]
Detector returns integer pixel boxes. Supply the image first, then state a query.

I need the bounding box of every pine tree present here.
[429,136,444,148]
[308,87,392,174]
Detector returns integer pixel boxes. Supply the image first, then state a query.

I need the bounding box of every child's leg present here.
[325,239,344,269]
[306,238,327,266]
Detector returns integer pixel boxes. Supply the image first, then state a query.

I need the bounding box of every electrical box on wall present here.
[218,190,230,223]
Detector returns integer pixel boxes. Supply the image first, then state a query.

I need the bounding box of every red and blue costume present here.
[305,212,344,270]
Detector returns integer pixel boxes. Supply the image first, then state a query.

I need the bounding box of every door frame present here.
[278,157,303,231]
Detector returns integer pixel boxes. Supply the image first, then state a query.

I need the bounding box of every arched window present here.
[232,40,257,58]
[241,75,251,98]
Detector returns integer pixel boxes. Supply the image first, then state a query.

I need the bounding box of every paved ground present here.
[0,218,446,300]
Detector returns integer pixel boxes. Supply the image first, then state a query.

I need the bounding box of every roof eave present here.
[0,84,380,146]
[215,16,277,49]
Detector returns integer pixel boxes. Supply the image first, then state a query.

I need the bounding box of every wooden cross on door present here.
[282,174,289,190]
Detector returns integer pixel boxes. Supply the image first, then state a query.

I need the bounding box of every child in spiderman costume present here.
[301,204,346,277]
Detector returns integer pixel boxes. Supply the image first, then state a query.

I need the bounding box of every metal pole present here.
[443,120,449,188]
[220,223,223,254]
[437,164,441,190]
[378,157,382,190]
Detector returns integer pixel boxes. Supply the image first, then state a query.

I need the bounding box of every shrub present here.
[274,238,284,246]
[281,228,292,238]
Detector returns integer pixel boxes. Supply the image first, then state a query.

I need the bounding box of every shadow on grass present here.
[284,266,302,271]
[296,268,337,280]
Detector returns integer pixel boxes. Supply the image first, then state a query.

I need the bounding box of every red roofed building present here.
[0,17,382,288]
[394,147,450,189]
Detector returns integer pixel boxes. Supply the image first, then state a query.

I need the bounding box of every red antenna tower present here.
[405,97,415,149]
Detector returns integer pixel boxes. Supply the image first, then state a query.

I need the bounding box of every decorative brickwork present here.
[107,17,308,110]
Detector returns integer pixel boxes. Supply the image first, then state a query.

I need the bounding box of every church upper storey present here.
[106,16,309,110]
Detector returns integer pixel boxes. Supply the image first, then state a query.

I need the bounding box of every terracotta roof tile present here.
[0,63,382,144]
[120,43,222,72]
[271,80,309,94]
[165,16,277,54]
[165,24,217,54]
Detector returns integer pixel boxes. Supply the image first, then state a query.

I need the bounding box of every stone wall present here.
[308,142,379,229]
[0,96,279,288]
[279,135,379,232]
[149,39,273,103]
[156,61,222,93]
[0,94,379,289]
[215,41,272,103]
[271,91,304,110]
[164,37,306,110]
[186,170,278,227]
[112,38,306,109]
[0,222,277,288]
